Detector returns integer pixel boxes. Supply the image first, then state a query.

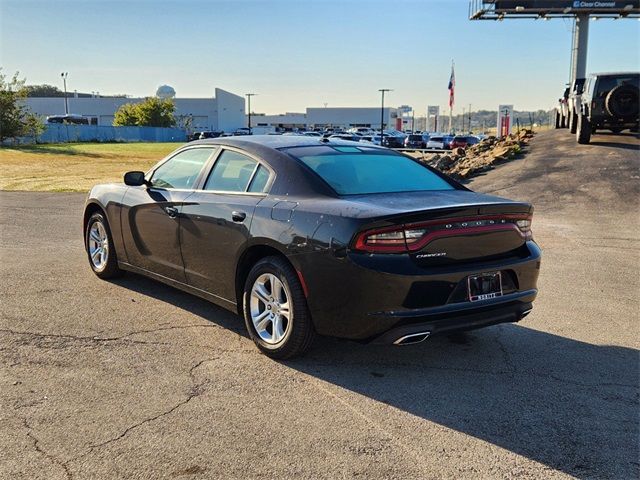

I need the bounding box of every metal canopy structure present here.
[469,0,640,20]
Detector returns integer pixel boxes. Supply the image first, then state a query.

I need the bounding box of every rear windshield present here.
[596,75,639,96]
[283,145,455,195]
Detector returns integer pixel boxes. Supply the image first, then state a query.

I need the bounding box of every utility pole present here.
[245,93,256,132]
[378,89,392,145]
[61,72,69,115]
[468,103,472,133]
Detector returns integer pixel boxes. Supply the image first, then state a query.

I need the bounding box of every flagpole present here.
[448,60,454,133]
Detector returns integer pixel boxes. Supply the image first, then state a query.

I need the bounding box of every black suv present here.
[576,72,639,144]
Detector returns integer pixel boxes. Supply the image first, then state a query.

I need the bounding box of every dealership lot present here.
[1,130,638,479]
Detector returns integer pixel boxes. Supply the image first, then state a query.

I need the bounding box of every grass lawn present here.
[0,142,184,192]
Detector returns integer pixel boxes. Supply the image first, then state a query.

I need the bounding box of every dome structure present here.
[156,85,176,99]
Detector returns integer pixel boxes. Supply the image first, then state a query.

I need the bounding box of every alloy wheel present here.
[88,221,109,270]
[250,273,291,344]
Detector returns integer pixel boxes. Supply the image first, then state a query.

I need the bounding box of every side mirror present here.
[124,171,148,187]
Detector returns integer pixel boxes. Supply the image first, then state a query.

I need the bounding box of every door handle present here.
[232,211,247,223]
[164,206,179,218]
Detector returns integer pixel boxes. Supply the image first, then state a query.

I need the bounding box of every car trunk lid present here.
[349,191,533,265]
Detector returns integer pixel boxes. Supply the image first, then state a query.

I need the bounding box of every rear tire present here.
[554,112,561,129]
[569,110,578,134]
[243,256,315,359]
[576,113,591,145]
[85,212,123,279]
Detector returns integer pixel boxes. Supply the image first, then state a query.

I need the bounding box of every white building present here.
[23,87,245,133]
[252,107,400,130]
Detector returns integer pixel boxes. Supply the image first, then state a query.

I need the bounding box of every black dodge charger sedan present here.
[83,136,541,358]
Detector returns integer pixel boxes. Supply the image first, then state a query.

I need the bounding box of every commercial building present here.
[23,85,405,133]
[23,87,245,133]
[252,107,400,130]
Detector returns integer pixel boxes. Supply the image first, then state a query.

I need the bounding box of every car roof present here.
[188,134,387,151]
[590,72,639,77]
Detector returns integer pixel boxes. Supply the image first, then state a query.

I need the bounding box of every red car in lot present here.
[450,135,480,149]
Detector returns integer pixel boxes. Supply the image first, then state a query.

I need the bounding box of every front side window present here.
[151,148,214,189]
[284,145,455,195]
[204,150,265,193]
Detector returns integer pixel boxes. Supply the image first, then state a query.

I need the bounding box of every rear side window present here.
[284,146,454,195]
[248,165,270,193]
[204,150,258,192]
[151,148,214,189]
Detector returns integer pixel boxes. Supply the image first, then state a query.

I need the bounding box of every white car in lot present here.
[426,135,445,149]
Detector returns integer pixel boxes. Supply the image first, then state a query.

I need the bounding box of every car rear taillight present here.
[516,218,533,240]
[353,214,533,253]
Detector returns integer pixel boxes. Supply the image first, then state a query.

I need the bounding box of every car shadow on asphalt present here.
[111,273,247,336]
[590,132,640,151]
[290,327,639,479]
[110,273,638,479]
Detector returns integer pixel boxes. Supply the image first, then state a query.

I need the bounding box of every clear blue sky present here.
[1,0,638,114]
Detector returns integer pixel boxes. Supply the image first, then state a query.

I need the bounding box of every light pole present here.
[468,103,472,133]
[245,93,256,133]
[378,89,392,145]
[61,72,69,115]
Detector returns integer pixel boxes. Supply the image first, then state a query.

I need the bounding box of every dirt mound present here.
[410,129,534,180]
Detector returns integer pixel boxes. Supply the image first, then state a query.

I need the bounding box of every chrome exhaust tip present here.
[521,308,533,318]
[393,331,431,345]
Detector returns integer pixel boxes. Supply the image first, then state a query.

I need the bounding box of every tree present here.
[112,97,176,127]
[0,69,45,142]
[25,84,64,97]
[23,112,45,141]
[113,103,139,127]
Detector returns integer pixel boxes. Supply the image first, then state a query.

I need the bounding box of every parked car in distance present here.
[191,131,223,141]
[83,135,540,358]
[46,114,90,125]
[426,136,445,149]
[234,127,252,136]
[576,72,640,144]
[348,127,375,135]
[426,135,453,149]
[404,133,430,148]
[329,133,361,142]
[567,78,586,134]
[382,135,404,148]
[362,135,382,145]
[555,86,570,129]
[450,135,480,149]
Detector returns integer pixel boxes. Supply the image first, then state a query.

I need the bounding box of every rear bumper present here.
[295,241,541,340]
[369,291,534,345]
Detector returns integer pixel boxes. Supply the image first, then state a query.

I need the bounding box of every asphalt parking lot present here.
[1,129,638,479]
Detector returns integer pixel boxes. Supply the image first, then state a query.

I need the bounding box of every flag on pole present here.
[448,63,455,108]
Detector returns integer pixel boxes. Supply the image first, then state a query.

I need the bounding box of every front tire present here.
[576,113,591,144]
[243,256,315,359]
[85,212,123,279]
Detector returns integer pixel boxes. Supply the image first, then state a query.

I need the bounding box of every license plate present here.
[468,272,503,301]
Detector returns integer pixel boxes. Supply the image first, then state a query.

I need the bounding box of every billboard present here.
[427,105,440,116]
[471,0,639,18]
[492,0,639,12]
